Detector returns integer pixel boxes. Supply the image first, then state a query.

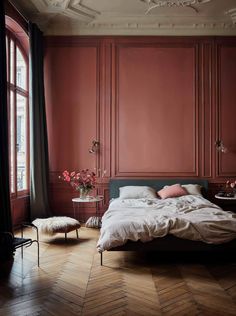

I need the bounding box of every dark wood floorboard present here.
[1,228,236,316]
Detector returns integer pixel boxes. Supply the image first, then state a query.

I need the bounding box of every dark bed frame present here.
[100,179,236,265]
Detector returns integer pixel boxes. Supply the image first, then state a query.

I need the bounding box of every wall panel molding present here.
[199,41,213,178]
[112,41,199,177]
[215,40,236,178]
[99,39,113,179]
[44,38,101,173]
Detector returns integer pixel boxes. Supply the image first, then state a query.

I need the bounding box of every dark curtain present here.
[0,0,13,259]
[29,22,51,220]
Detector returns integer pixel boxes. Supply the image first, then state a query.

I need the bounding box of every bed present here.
[97,179,236,265]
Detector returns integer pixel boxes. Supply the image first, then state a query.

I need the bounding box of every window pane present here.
[16,47,26,90]
[10,91,15,193]
[10,40,15,84]
[16,94,27,191]
[6,36,9,82]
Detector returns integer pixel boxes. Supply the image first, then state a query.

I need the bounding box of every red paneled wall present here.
[115,44,196,176]
[44,38,101,217]
[44,36,236,219]
[216,42,236,177]
[45,44,99,172]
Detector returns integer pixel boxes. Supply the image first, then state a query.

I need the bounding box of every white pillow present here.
[182,184,202,195]
[119,186,157,199]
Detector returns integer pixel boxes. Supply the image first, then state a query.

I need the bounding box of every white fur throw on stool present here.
[33,216,81,235]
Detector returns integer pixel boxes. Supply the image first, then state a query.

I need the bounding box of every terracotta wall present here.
[215,40,236,177]
[44,36,236,219]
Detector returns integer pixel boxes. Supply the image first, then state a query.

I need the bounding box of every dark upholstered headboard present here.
[109,179,208,199]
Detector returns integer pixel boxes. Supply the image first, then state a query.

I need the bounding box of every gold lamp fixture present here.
[215,140,228,153]
[89,140,100,154]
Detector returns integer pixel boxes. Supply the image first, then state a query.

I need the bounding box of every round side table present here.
[215,194,236,200]
[215,194,236,213]
[72,196,104,224]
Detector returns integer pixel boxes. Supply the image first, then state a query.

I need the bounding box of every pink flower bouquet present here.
[60,169,96,197]
[226,180,236,195]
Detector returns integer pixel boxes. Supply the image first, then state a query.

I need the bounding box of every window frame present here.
[6,28,29,198]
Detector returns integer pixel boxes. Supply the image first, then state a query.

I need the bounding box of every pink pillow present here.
[157,184,187,199]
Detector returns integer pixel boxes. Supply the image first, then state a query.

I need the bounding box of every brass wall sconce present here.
[215,140,228,153]
[89,140,100,154]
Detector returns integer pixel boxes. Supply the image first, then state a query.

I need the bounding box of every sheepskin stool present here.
[32,216,81,242]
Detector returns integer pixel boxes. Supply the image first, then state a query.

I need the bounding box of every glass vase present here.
[79,187,90,199]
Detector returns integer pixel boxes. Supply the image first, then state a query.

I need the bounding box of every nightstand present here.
[214,194,236,212]
[72,196,104,226]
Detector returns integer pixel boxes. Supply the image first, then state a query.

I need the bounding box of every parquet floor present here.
[1,227,236,316]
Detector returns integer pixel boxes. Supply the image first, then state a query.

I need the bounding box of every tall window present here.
[6,28,29,195]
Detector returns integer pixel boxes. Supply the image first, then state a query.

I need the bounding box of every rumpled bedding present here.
[97,195,236,252]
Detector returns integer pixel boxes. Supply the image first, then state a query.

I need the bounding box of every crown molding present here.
[43,17,236,36]
[226,8,236,25]
[30,0,99,20]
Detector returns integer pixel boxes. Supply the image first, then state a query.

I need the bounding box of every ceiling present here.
[10,0,236,35]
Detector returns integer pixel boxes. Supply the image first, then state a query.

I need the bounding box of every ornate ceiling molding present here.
[84,21,236,31]
[10,0,236,35]
[48,0,66,8]
[226,8,236,24]
[30,0,100,20]
[140,0,212,14]
[30,0,69,12]
[46,17,236,36]
[65,0,100,20]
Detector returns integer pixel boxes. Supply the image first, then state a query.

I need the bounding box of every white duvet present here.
[97,195,236,252]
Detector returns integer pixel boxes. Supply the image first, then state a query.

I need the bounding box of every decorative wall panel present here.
[216,41,236,177]
[198,41,213,178]
[113,43,198,177]
[44,38,102,217]
[44,38,100,173]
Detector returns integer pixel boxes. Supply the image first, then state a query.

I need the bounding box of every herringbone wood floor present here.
[1,227,236,316]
